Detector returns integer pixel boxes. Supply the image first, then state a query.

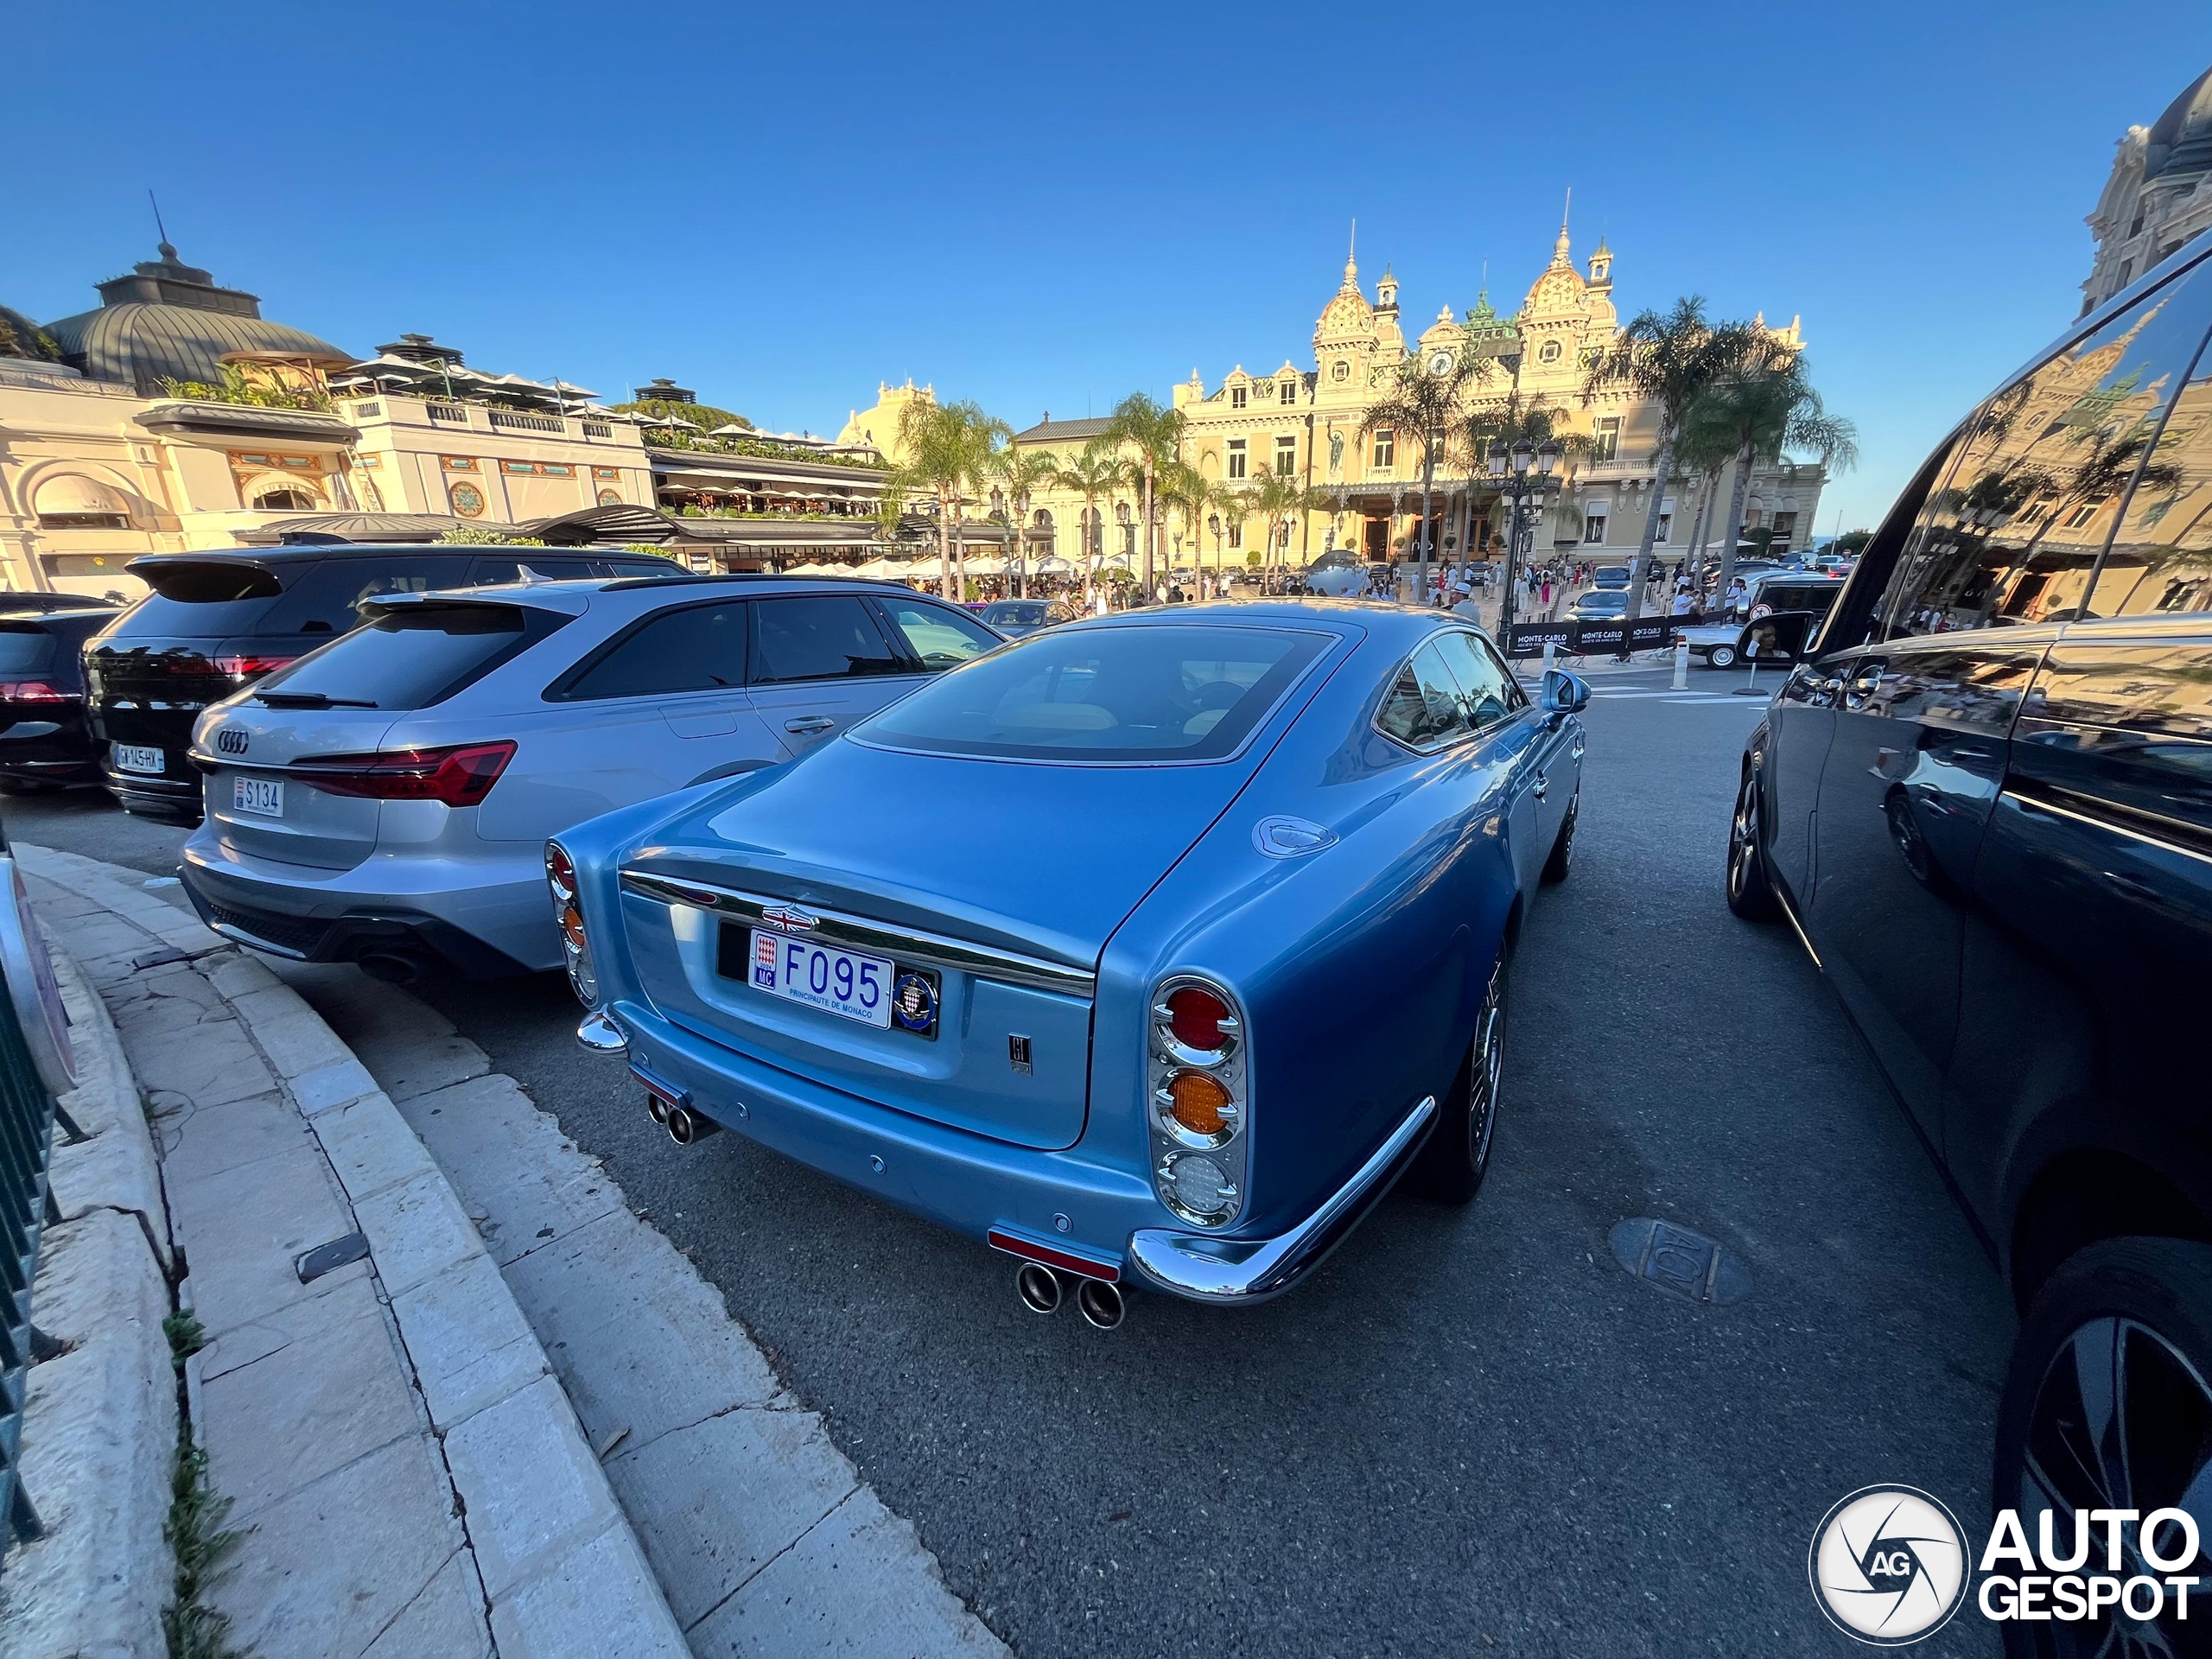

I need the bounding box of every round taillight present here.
[1165,1070,1233,1137]
[546,843,576,905]
[1164,984,1232,1052]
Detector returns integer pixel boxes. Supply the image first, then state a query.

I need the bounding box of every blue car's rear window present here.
[856,624,1329,762]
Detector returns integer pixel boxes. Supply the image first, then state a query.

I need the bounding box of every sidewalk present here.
[7,844,686,1659]
[9,844,1005,1659]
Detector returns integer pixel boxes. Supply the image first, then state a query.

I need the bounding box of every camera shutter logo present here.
[1809,1486,1969,1645]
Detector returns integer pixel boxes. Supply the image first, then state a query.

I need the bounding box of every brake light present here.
[0,681,70,702]
[213,655,297,677]
[292,741,517,807]
[1160,984,1236,1054]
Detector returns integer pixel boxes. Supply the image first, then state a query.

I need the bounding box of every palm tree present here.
[1680,357,1859,604]
[1244,463,1320,584]
[1103,392,1185,597]
[1459,396,1592,616]
[1052,439,1122,607]
[1669,414,1741,598]
[984,438,1058,598]
[1584,298,1764,630]
[1361,352,1490,600]
[893,399,1008,601]
[1159,461,1214,587]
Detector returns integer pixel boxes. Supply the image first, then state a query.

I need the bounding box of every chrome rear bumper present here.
[1127,1095,1437,1305]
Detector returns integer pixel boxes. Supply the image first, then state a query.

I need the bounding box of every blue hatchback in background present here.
[553,602,1588,1325]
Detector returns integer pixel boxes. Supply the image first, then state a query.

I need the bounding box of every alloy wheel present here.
[1727,778,1760,904]
[1467,960,1507,1173]
[2012,1316,2212,1656]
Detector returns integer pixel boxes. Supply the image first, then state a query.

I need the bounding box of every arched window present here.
[251,486,315,511]
[32,474,130,530]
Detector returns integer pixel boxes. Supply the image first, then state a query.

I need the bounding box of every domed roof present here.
[1314,255,1375,339]
[0,305,62,364]
[2147,64,2212,182]
[41,244,352,395]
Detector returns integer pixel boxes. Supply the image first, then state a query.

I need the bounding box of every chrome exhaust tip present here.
[665,1105,721,1145]
[1014,1262,1062,1314]
[1076,1278,1125,1331]
[645,1090,671,1126]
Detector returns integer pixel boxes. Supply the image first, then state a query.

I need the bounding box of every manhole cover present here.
[1608,1218,1751,1306]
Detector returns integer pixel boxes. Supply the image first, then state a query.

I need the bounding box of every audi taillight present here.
[0,681,70,702]
[213,654,297,677]
[291,741,516,807]
[1147,976,1248,1227]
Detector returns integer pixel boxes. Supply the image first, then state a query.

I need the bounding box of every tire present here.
[1410,949,1509,1205]
[1725,768,1782,922]
[1707,644,1738,669]
[1541,793,1578,884]
[1993,1237,2212,1656]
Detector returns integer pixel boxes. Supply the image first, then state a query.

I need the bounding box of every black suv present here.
[1726,228,2212,1646]
[0,609,123,791]
[86,544,680,820]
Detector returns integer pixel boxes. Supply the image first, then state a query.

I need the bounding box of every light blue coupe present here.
[551,603,1588,1325]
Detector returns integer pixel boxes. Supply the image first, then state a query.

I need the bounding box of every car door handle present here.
[1532,773,1548,801]
[783,716,836,735]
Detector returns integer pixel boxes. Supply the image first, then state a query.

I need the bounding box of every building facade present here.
[0,247,663,599]
[2082,65,2212,316]
[874,219,1825,583]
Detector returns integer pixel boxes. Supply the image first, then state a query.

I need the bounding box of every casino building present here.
[846,214,1827,581]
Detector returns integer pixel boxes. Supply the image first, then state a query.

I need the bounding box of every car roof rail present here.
[599,572,911,594]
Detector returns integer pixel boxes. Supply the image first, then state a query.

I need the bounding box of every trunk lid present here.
[618,739,1262,1150]
[197,702,402,872]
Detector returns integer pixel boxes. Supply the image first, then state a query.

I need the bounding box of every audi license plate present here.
[747,929,891,1028]
[232,777,283,817]
[111,745,163,775]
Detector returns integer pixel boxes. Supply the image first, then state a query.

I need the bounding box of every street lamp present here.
[1013,488,1032,597]
[1489,439,1560,640]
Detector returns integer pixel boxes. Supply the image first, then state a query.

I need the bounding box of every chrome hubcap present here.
[2017,1316,2212,1654]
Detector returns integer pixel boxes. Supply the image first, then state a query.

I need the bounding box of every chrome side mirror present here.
[1541,669,1591,715]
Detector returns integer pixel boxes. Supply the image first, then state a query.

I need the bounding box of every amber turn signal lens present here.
[560,904,588,951]
[1166,1070,1233,1136]
[1165,984,1231,1051]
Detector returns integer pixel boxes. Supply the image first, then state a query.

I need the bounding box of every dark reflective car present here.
[978,598,1077,636]
[85,543,680,820]
[0,610,118,791]
[1725,227,2212,1647]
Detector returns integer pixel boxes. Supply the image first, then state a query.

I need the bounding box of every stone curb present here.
[0,931,177,1659]
[13,845,689,1659]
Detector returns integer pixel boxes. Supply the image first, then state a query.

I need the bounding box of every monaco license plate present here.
[112,744,163,775]
[232,777,283,817]
[747,929,892,1028]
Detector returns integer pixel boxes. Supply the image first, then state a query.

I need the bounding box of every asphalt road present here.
[1,664,2012,1656]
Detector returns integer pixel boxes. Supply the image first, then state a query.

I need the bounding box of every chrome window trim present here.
[2003,784,2212,869]
[1372,627,1520,755]
[618,868,1096,996]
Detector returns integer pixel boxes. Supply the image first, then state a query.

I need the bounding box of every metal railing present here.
[0,836,64,1557]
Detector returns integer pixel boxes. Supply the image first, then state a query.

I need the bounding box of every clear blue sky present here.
[9,1,2209,531]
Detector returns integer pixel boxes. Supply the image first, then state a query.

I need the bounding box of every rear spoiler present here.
[124,556,284,603]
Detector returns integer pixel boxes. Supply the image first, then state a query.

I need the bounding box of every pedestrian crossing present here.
[1586,686,1771,707]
